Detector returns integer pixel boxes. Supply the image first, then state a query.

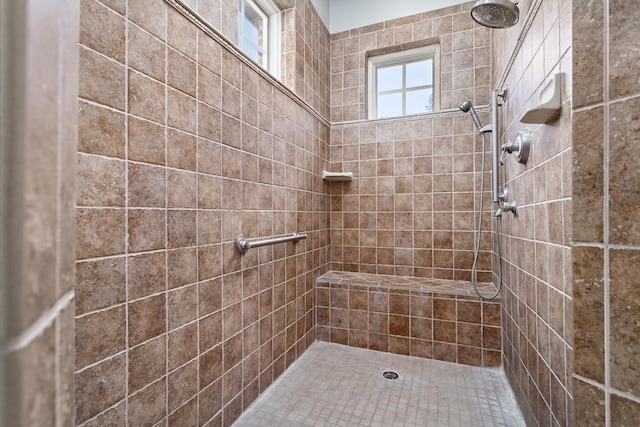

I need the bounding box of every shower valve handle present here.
[499,129,531,166]
[499,141,517,165]
[495,200,517,217]
[499,143,510,165]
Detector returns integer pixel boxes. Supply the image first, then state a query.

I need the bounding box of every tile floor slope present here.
[234,341,525,426]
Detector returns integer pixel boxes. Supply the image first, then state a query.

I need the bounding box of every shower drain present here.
[382,370,399,380]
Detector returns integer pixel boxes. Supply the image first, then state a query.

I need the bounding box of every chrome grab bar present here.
[235,232,307,255]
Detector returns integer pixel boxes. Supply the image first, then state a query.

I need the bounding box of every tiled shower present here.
[2,0,640,427]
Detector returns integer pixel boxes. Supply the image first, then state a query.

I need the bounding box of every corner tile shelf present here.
[322,170,353,181]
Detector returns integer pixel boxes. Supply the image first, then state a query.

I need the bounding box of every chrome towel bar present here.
[235,232,307,255]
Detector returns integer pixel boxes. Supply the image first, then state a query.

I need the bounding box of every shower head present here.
[471,0,520,29]
[459,100,483,131]
[458,100,473,113]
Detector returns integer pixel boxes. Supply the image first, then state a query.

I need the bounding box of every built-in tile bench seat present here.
[316,271,502,367]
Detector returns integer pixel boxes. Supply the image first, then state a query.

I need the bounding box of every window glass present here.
[377,65,403,92]
[241,39,263,64]
[244,9,262,42]
[367,45,440,119]
[377,93,403,118]
[406,89,432,115]
[406,60,432,87]
[240,1,266,67]
[238,0,280,78]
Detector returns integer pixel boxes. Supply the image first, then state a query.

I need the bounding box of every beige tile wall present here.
[289,0,330,118]
[328,2,496,281]
[75,0,330,425]
[329,113,496,281]
[330,2,492,122]
[1,0,79,424]
[178,0,330,120]
[573,0,640,424]
[491,0,574,425]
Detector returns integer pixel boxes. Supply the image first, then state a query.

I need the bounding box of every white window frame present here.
[239,0,281,78]
[367,44,440,119]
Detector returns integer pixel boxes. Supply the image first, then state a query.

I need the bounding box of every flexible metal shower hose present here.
[471,132,503,300]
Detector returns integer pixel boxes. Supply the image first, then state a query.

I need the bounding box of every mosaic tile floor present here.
[234,341,525,427]
[317,271,499,298]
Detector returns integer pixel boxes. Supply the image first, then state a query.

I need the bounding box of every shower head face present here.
[471,0,519,29]
[459,100,473,113]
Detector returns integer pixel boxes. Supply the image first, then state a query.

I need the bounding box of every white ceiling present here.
[311,0,470,34]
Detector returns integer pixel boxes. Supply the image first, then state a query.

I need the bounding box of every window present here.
[368,45,440,119]
[239,0,281,78]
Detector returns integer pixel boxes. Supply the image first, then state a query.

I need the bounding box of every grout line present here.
[574,375,640,405]
[572,91,640,113]
[609,387,640,405]
[123,2,131,424]
[75,349,128,374]
[603,0,611,423]
[573,242,640,251]
[163,4,170,425]
[76,398,126,427]
[55,297,62,427]
[6,291,74,352]
[79,43,126,67]
[195,18,202,425]
[55,8,65,423]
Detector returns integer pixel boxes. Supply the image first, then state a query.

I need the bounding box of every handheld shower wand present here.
[459,100,492,134]
[458,100,483,131]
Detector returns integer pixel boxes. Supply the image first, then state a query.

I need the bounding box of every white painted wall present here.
[310,0,331,30]
[329,0,468,34]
